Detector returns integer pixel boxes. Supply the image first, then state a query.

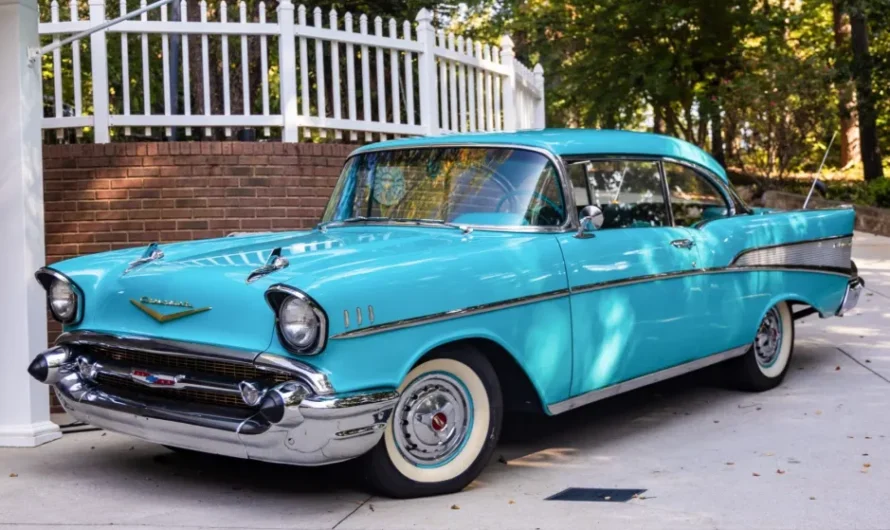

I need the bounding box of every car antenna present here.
[802,131,837,209]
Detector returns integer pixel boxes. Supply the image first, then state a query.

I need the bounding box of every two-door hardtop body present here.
[29,129,863,497]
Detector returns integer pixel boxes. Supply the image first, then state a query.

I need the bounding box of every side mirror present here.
[576,205,604,239]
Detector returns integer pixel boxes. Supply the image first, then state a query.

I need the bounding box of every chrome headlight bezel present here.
[265,284,327,355]
[35,268,83,325]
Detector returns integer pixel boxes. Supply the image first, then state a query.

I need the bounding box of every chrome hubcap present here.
[755,307,783,368]
[394,373,471,466]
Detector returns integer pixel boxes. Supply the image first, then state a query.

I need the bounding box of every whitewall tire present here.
[362,345,502,498]
[729,301,795,391]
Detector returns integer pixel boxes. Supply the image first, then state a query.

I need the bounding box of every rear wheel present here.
[729,301,795,391]
[362,346,502,498]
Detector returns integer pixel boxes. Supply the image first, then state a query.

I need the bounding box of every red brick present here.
[79,243,112,254]
[177,220,208,230]
[241,219,272,229]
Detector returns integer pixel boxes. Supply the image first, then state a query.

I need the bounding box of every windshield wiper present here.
[317,216,391,232]
[318,216,472,234]
[389,218,473,233]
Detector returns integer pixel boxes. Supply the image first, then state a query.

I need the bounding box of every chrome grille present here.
[77,344,291,410]
[96,373,250,409]
[85,345,290,384]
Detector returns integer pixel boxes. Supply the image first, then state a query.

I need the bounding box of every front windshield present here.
[321,147,566,228]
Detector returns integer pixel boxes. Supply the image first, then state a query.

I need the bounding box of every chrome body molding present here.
[331,288,571,339]
[56,330,335,396]
[331,243,855,341]
[246,247,289,284]
[39,347,398,467]
[732,235,853,272]
[547,345,751,415]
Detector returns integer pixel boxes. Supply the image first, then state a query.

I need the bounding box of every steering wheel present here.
[495,190,565,223]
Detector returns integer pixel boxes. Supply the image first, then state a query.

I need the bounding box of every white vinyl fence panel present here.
[38,0,545,143]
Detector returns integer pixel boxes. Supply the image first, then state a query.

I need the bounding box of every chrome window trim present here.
[335,143,578,233]
[562,154,741,222]
[265,284,329,355]
[547,344,751,415]
[55,330,335,396]
[35,267,84,325]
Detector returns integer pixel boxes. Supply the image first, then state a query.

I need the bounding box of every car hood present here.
[52,227,567,354]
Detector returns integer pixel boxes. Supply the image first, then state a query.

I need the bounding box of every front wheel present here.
[728,301,795,391]
[362,346,503,498]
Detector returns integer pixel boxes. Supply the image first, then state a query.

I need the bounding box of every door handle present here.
[670,239,695,250]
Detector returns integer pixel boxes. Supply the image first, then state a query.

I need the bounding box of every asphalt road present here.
[1,232,887,530]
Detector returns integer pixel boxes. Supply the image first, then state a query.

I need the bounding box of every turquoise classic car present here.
[28,130,863,498]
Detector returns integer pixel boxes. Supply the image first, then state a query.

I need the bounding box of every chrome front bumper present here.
[32,347,398,466]
[837,276,865,316]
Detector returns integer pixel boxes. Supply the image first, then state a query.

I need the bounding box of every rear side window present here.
[663,163,729,227]
[568,160,668,229]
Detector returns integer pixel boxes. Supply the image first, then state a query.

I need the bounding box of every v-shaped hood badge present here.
[130,297,211,323]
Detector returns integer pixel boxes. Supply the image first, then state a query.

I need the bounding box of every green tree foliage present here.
[458,0,888,180]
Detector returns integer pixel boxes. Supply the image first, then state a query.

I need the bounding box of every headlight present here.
[279,297,320,349]
[35,268,82,325]
[49,280,77,321]
[265,285,328,355]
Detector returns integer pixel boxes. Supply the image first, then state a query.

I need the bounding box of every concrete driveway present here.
[1,233,888,530]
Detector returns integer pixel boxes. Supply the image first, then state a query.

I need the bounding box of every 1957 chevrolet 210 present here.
[28,130,863,497]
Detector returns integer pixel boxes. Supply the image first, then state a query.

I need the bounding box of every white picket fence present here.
[38,0,545,143]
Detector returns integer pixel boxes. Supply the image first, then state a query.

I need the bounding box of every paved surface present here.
[1,233,888,530]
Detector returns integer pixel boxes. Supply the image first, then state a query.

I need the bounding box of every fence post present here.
[88,0,110,143]
[533,63,545,129]
[278,0,299,142]
[415,8,438,136]
[499,35,516,132]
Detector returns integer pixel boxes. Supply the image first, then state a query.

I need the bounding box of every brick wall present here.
[43,142,355,265]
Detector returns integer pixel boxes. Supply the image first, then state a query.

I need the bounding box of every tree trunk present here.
[653,106,664,135]
[848,3,883,180]
[832,0,860,168]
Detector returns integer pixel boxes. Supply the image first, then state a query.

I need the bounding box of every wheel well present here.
[419,338,545,414]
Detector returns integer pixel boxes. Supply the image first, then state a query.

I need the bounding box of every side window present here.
[569,160,668,229]
[663,163,729,227]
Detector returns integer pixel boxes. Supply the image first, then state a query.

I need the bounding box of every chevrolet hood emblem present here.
[130,296,211,323]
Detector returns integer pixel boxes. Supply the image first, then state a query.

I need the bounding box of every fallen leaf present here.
[369,504,375,512]
[726,462,735,466]
[752,472,761,477]
[863,463,871,468]
[713,420,720,424]
[451,505,460,510]
[8,473,17,478]
[866,360,872,363]
[776,469,786,475]
[815,410,822,415]
[101,433,107,437]
[865,436,872,439]
[508,500,515,505]
[835,366,841,371]
[809,496,816,500]
[763,452,775,456]
[863,453,869,456]
[847,436,855,439]
[756,407,762,411]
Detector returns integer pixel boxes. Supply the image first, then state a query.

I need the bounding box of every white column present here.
[533,63,545,129]
[499,35,516,132]
[0,0,62,447]
[415,8,438,136]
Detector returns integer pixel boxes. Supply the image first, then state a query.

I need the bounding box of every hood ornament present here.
[130,296,211,323]
[124,242,164,275]
[246,247,289,284]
